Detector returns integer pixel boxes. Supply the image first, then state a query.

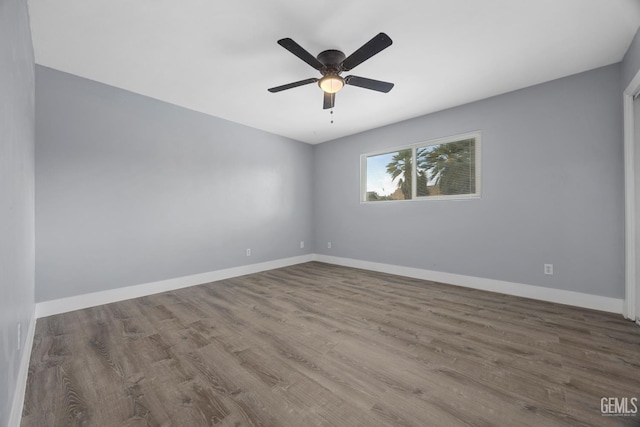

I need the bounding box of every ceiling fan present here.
[268,33,394,110]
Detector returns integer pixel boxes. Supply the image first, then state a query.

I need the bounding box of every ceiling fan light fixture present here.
[319,75,344,94]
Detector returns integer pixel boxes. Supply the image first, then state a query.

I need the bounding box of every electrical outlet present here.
[327,242,332,249]
[17,323,21,351]
[300,241,304,249]
[544,264,553,275]
[246,248,251,257]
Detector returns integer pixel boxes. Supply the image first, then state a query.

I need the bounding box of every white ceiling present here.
[28,0,640,144]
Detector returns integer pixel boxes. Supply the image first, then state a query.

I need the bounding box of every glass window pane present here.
[366,149,412,201]
[416,138,475,197]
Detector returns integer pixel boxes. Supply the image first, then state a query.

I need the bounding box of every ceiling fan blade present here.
[277,38,324,70]
[341,33,393,72]
[268,78,318,93]
[323,92,335,110]
[345,75,394,93]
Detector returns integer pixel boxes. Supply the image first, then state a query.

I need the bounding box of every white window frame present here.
[360,131,482,203]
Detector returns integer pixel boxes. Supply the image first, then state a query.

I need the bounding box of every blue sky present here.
[366,152,398,196]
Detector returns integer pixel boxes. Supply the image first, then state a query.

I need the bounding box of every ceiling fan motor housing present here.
[317,50,346,71]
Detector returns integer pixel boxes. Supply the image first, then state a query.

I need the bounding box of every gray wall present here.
[35,66,313,302]
[0,0,36,424]
[313,64,624,299]
[622,26,640,90]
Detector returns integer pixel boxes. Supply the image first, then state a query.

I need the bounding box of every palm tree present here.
[385,149,412,199]
[416,149,430,197]
[416,170,429,196]
[418,139,475,195]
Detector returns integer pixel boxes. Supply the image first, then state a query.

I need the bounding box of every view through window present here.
[362,132,480,202]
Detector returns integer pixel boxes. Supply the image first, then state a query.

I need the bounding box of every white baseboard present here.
[35,252,624,319]
[35,254,314,318]
[8,310,36,427]
[314,254,624,314]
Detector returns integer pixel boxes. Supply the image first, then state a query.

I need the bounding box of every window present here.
[364,149,413,201]
[361,132,480,202]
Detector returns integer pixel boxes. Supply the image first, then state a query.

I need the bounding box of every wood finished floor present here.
[21,262,640,427]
